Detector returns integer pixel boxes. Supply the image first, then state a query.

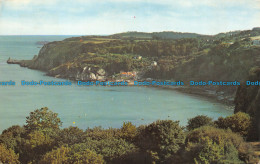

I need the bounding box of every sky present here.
[0,0,259,35]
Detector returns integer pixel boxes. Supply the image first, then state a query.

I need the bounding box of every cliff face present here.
[24,41,109,81]
[234,68,260,140]
[47,64,106,81]
[28,41,86,71]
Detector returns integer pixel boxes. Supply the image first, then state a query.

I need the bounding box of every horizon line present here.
[0,27,257,36]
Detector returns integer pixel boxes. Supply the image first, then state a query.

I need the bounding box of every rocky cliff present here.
[234,68,260,140]
[8,41,110,81]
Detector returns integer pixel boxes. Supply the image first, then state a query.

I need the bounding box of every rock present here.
[7,58,21,64]
[96,75,106,81]
[97,69,106,76]
[83,66,88,72]
[89,73,96,80]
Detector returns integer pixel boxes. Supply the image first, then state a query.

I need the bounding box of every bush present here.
[0,125,25,153]
[215,112,251,138]
[71,137,137,162]
[40,146,104,164]
[39,146,70,164]
[21,130,56,163]
[0,144,20,164]
[137,120,185,162]
[186,115,213,131]
[185,126,254,163]
[69,149,104,164]
[193,137,243,164]
[120,122,137,141]
[85,127,119,140]
[57,126,85,146]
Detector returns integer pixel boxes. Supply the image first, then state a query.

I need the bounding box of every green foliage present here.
[85,127,119,140]
[57,126,85,146]
[137,120,185,162]
[193,137,242,164]
[120,122,137,141]
[25,107,62,132]
[186,126,254,163]
[39,146,70,164]
[187,115,213,131]
[40,146,104,164]
[21,130,56,163]
[215,112,251,138]
[0,143,20,164]
[69,149,104,164]
[0,125,25,153]
[0,106,256,163]
[71,137,137,162]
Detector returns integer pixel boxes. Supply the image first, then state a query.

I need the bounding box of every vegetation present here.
[137,120,185,163]
[215,112,251,138]
[186,115,213,131]
[40,146,105,164]
[185,126,254,163]
[21,28,260,82]
[0,108,257,164]
[25,107,62,132]
[3,27,260,163]
[0,144,20,164]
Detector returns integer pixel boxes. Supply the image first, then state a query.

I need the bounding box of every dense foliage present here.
[137,120,185,163]
[0,108,257,164]
[215,112,251,138]
[0,144,20,164]
[40,146,105,164]
[186,115,213,131]
[25,107,62,132]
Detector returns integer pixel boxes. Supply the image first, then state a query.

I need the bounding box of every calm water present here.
[0,36,233,132]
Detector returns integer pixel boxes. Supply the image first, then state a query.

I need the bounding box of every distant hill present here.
[110,31,211,39]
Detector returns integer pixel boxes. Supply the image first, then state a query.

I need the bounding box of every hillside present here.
[110,31,210,39]
[7,28,260,98]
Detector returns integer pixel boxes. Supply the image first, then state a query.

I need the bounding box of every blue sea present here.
[0,36,233,132]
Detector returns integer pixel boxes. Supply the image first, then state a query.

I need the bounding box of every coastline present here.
[7,58,236,107]
[159,86,235,106]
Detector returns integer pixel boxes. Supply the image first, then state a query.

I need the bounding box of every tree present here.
[194,137,242,164]
[70,137,137,162]
[0,125,25,153]
[186,115,213,131]
[39,146,70,164]
[69,149,104,164]
[185,126,254,163]
[40,146,105,164]
[21,130,56,163]
[25,107,62,131]
[58,126,85,146]
[215,112,251,138]
[0,144,20,164]
[120,122,137,141]
[137,120,185,162]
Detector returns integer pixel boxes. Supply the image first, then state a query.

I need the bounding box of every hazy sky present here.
[0,0,259,35]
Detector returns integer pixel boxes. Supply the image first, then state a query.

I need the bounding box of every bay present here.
[0,36,232,132]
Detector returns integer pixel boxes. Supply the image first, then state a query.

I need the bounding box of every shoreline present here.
[7,58,236,107]
[158,86,235,106]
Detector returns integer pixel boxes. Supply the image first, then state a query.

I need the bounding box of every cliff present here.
[234,68,260,140]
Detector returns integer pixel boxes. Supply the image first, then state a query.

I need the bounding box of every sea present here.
[0,35,233,132]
